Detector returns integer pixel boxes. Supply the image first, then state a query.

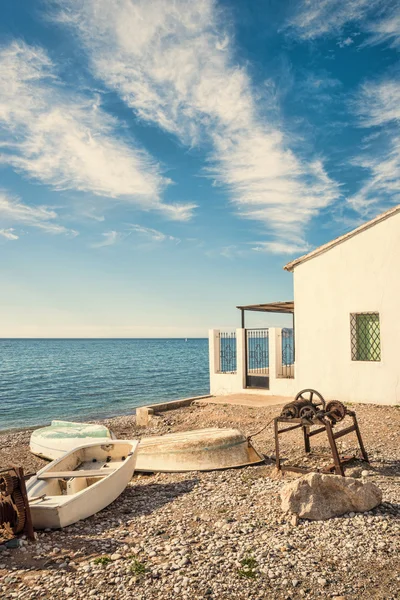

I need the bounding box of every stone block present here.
[136,407,154,427]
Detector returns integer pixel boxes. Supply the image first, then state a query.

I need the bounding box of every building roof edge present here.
[284,204,400,272]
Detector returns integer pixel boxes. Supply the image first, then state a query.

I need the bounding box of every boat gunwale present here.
[28,440,139,510]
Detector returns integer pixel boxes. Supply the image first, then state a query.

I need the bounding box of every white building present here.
[209,204,400,405]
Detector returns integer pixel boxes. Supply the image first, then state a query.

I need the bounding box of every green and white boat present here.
[30,420,116,461]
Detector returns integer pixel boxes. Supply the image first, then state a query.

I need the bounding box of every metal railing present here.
[218,331,237,373]
[279,328,294,378]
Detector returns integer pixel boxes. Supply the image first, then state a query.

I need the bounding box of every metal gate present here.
[245,329,269,389]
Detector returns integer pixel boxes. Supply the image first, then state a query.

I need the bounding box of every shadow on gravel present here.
[370,459,400,478]
[114,477,200,517]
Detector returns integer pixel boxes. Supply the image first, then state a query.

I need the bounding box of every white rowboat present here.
[136,428,264,472]
[30,420,116,461]
[27,440,139,529]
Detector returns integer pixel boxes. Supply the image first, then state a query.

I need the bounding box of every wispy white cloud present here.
[348,140,400,213]
[287,69,342,115]
[354,80,400,127]
[252,240,310,255]
[213,240,306,257]
[51,0,340,250]
[0,191,77,236]
[286,0,400,48]
[337,37,354,48]
[360,131,382,147]
[0,228,18,241]
[129,224,180,243]
[364,7,400,48]
[155,203,197,223]
[91,224,180,247]
[0,41,195,221]
[286,0,375,40]
[80,209,106,223]
[219,245,243,259]
[91,230,120,248]
[204,244,245,259]
[303,73,342,90]
[348,79,400,213]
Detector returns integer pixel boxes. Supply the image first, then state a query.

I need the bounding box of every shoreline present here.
[0,393,211,436]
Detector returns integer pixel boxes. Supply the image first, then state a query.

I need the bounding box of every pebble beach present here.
[0,401,399,599]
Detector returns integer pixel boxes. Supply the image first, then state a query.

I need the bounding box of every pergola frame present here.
[236,301,294,329]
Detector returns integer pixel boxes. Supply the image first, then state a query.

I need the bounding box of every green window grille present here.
[350,313,381,362]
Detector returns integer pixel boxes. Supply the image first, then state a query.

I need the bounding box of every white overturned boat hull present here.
[30,420,116,461]
[136,428,264,472]
[27,440,138,529]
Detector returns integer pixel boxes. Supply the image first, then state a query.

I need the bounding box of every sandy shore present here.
[0,401,399,599]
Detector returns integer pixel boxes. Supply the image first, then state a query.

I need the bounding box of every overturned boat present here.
[30,420,116,461]
[27,440,138,529]
[136,428,264,472]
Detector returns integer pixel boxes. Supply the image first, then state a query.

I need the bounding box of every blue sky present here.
[1,0,399,337]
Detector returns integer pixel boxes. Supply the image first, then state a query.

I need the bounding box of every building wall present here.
[294,211,400,405]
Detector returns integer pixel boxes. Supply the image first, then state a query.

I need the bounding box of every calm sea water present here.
[0,339,209,431]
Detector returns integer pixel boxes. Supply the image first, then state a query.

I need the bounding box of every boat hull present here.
[27,440,138,529]
[30,420,115,461]
[136,428,264,472]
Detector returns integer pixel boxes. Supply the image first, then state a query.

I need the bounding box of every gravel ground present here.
[0,401,399,599]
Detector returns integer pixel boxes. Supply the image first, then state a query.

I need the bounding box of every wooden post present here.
[274,418,281,471]
[324,422,344,476]
[352,414,369,463]
[303,425,311,453]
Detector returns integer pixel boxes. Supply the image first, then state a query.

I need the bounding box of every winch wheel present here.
[299,404,318,419]
[295,389,326,410]
[325,400,347,422]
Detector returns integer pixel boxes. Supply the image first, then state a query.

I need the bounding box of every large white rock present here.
[280,473,382,520]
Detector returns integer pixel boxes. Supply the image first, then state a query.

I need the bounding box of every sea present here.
[0,338,209,432]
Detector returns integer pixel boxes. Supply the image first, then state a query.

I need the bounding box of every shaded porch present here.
[209,300,296,397]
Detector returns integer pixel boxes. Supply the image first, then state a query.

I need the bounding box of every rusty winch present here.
[274,389,369,476]
[0,467,34,542]
[280,389,347,424]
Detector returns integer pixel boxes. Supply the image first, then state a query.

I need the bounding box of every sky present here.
[0,0,399,338]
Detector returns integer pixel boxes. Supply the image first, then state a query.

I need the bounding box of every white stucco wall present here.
[293,211,400,405]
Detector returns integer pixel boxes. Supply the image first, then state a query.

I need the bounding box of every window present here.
[350,313,381,361]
